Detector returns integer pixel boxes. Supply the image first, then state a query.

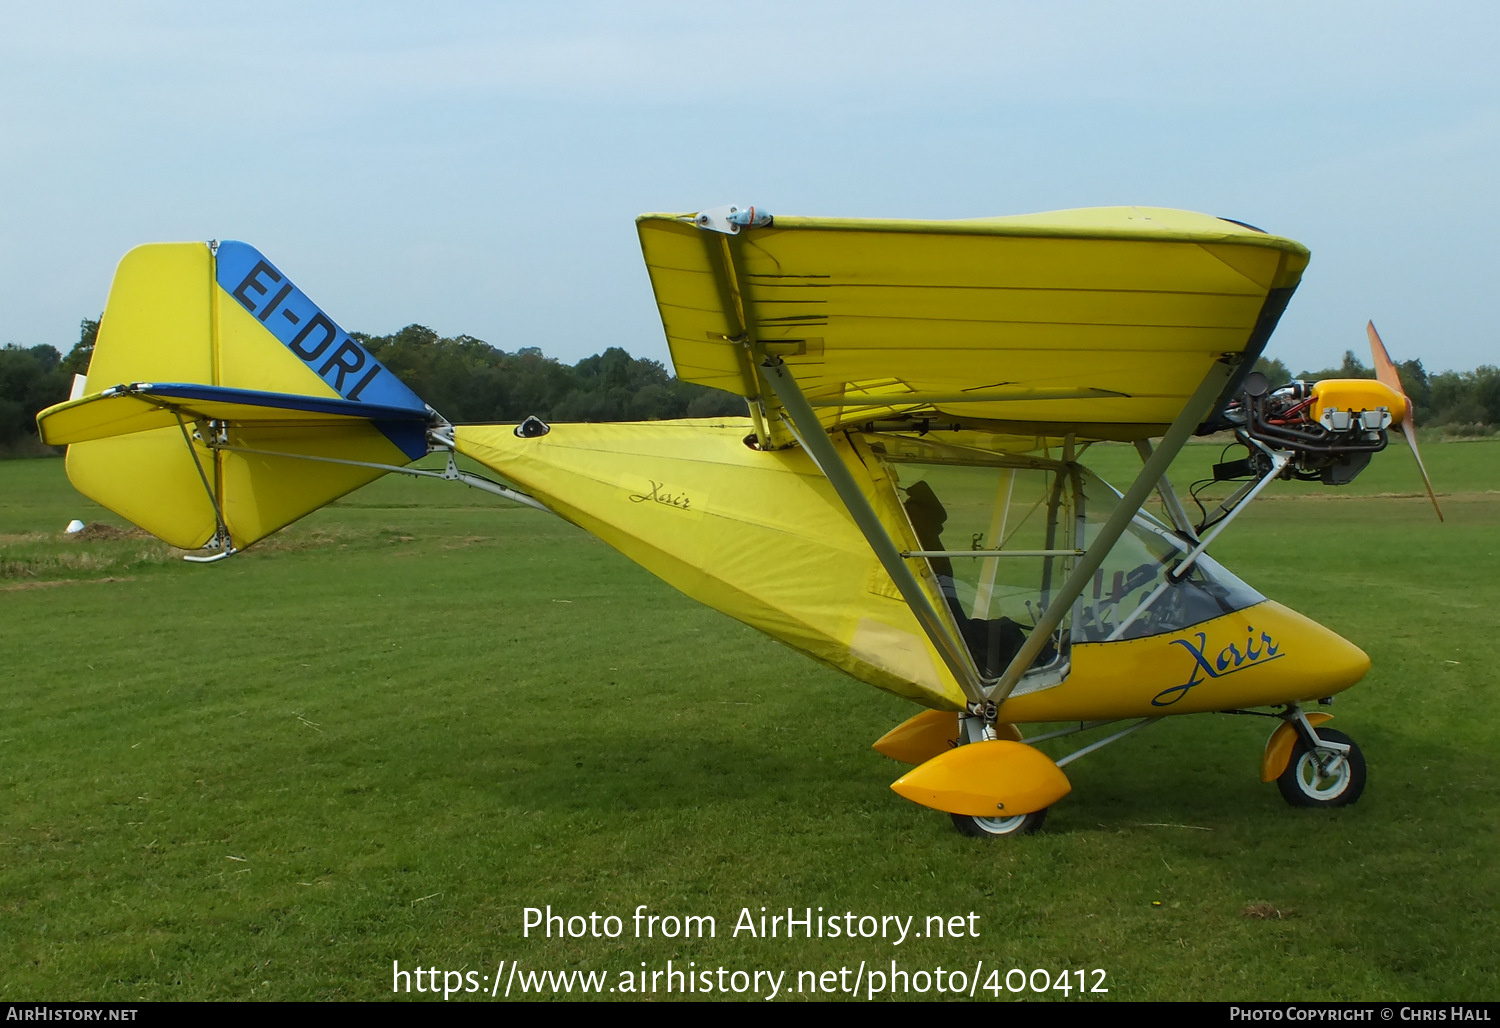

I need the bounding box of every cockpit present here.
[866,434,1264,688]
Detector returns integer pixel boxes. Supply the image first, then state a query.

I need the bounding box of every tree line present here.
[3,319,1498,451]
[0,320,743,452]
[350,324,743,425]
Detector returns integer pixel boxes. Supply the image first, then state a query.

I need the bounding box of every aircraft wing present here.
[636,206,1308,446]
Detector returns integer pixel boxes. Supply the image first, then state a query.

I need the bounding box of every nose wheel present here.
[1277,727,1366,807]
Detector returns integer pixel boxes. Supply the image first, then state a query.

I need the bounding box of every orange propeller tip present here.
[1366,323,1441,522]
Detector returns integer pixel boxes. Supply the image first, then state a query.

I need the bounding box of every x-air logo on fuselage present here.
[1152,628,1283,707]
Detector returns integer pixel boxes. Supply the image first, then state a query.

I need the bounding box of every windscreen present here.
[1074,470,1264,642]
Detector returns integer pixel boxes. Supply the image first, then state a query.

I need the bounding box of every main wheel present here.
[1277,728,1366,808]
[951,808,1047,838]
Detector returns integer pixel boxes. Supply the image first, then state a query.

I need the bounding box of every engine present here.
[1220,372,1404,485]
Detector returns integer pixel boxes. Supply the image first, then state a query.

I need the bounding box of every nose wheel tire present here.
[1277,728,1366,808]
[951,808,1048,837]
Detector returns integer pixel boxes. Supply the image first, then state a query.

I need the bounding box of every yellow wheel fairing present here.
[1260,712,1335,783]
[454,420,969,711]
[872,709,960,765]
[872,710,1026,765]
[998,602,1371,724]
[890,740,1071,817]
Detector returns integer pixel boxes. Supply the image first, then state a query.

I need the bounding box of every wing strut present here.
[1105,446,1290,641]
[699,230,773,450]
[986,357,1240,708]
[760,356,987,704]
[1133,438,1199,541]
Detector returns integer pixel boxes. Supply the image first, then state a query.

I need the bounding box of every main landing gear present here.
[902,706,1368,840]
[950,810,1048,837]
[932,716,1160,840]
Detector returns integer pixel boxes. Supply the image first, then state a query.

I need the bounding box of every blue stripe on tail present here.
[214,242,428,417]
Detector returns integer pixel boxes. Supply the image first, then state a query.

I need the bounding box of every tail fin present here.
[36,241,434,554]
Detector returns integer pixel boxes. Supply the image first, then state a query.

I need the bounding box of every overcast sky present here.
[2,2,1496,374]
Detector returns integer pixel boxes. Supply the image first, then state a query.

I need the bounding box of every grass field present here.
[2,440,1497,1002]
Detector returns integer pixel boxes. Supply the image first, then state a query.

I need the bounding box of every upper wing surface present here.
[637,207,1308,444]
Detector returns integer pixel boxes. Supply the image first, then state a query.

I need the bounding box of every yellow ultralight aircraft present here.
[36,206,1441,837]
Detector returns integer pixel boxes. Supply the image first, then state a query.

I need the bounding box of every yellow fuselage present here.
[456,419,1370,721]
[1000,602,1368,721]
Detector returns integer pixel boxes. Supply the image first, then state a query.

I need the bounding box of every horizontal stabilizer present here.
[39,382,429,456]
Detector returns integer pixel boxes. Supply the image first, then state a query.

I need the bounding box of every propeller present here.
[1366,321,1443,521]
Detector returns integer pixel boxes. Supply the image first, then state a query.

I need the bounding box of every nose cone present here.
[1261,601,1371,701]
[1320,633,1372,697]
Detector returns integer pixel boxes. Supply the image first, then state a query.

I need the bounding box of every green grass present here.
[1,443,1497,1002]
